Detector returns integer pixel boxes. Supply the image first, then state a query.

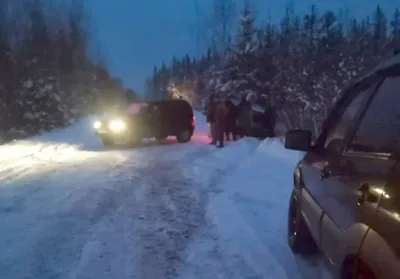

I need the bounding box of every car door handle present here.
[357,183,379,205]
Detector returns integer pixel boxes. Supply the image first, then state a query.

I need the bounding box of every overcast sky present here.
[85,0,398,94]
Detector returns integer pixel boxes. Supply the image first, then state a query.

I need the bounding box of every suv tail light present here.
[191,116,195,126]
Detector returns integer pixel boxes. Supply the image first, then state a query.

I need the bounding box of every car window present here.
[348,76,400,154]
[139,104,149,114]
[323,88,371,152]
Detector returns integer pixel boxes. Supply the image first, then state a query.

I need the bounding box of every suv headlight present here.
[108,119,126,132]
[93,121,102,129]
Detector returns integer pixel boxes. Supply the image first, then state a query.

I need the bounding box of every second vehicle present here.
[93,99,195,146]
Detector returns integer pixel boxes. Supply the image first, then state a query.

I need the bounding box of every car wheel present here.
[127,135,141,146]
[176,130,192,143]
[102,137,113,147]
[288,190,318,254]
[342,257,376,279]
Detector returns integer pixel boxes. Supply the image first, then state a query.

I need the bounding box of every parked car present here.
[94,99,195,146]
[284,52,400,279]
[251,104,276,138]
[228,100,275,138]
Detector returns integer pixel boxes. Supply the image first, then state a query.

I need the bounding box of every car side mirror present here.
[284,130,312,151]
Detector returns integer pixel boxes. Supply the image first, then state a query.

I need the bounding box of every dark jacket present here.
[207,103,217,123]
[216,103,227,127]
[238,100,252,127]
[224,100,237,125]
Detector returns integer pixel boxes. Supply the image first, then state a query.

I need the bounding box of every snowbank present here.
[30,116,103,150]
[207,138,305,277]
[0,117,105,184]
[0,117,103,176]
[182,137,329,278]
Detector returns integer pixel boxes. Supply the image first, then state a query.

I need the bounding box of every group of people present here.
[206,96,253,148]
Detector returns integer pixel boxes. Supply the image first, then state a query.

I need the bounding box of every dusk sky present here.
[85,0,398,95]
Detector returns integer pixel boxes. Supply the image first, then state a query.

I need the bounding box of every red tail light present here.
[191,116,195,126]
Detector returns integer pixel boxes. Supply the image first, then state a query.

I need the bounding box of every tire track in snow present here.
[0,138,219,279]
[135,160,207,279]
[72,142,214,279]
[130,139,265,279]
[0,154,148,279]
[130,140,249,278]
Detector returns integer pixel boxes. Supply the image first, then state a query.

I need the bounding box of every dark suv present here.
[284,53,400,279]
[94,99,195,146]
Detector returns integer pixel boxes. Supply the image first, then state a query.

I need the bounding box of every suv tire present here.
[342,257,376,279]
[102,137,113,147]
[176,130,191,143]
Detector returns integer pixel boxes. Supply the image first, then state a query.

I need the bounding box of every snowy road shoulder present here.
[206,139,302,279]
[179,138,332,279]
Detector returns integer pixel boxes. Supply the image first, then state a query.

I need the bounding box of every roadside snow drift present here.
[180,138,332,279]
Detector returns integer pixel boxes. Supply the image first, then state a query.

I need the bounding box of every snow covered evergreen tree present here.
[227,1,258,100]
[202,1,258,103]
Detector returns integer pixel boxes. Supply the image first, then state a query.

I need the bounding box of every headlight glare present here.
[93,121,101,129]
[108,119,126,132]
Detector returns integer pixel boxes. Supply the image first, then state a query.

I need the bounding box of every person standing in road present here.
[224,99,237,141]
[206,97,217,145]
[215,99,227,148]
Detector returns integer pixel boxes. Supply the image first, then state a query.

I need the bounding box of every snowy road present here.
[0,112,331,279]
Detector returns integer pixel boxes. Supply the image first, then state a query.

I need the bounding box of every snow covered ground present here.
[0,111,331,279]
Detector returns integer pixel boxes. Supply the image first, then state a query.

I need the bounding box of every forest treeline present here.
[0,0,138,142]
[146,3,400,135]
